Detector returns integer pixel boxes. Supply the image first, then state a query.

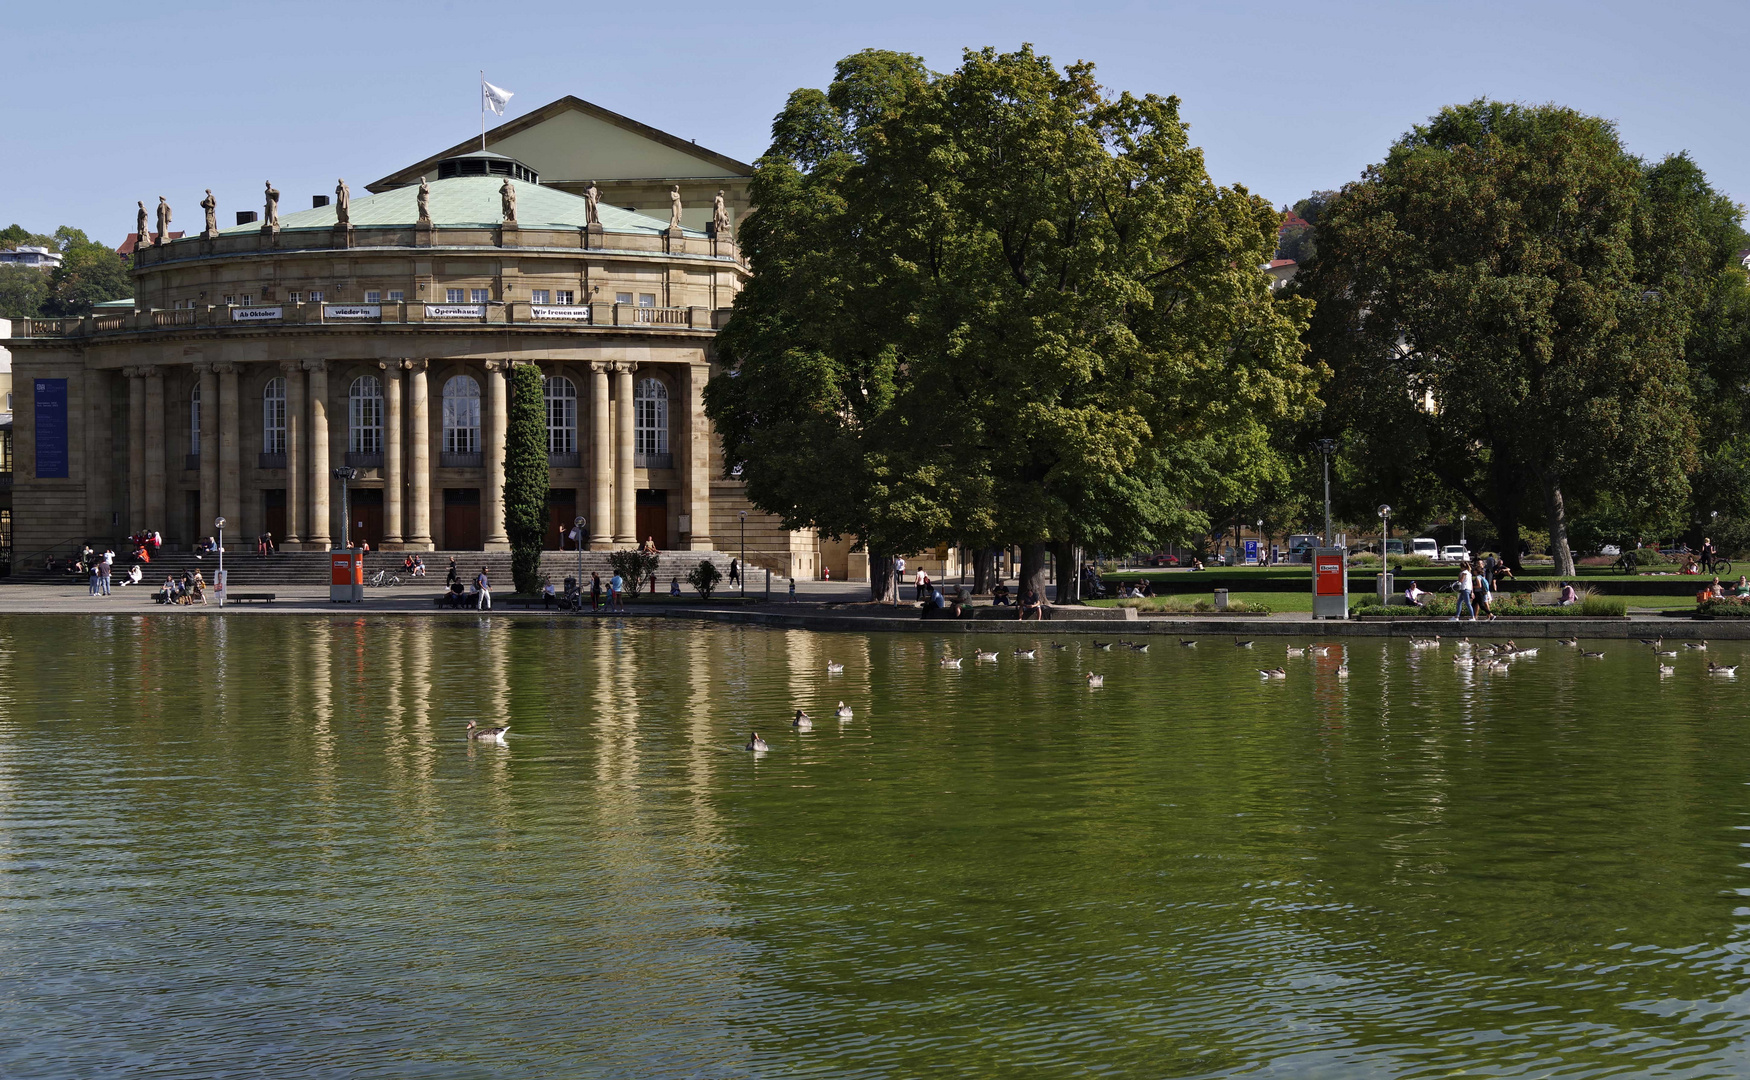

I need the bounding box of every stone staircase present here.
[6,545,745,590]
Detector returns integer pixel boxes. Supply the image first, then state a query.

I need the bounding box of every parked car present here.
[1411,537,1440,560]
[1140,552,1180,568]
[1439,545,1469,563]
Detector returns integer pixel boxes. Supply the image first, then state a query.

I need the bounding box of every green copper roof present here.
[219,176,701,237]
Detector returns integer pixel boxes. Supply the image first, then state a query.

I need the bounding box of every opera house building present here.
[8,97,840,578]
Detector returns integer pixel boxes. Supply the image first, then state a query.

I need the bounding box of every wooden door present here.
[634,489,669,549]
[547,489,578,549]
[443,488,482,550]
[352,489,384,549]
[263,490,286,550]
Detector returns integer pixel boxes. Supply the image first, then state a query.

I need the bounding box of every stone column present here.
[613,363,635,546]
[216,362,241,536]
[588,362,612,550]
[305,359,330,549]
[483,360,510,550]
[405,360,433,549]
[196,363,218,540]
[380,361,404,547]
[127,367,146,533]
[143,366,166,533]
[681,363,714,550]
[282,361,303,545]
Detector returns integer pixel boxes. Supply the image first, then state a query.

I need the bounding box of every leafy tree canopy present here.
[708,45,1320,598]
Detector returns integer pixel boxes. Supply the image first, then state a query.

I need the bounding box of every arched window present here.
[442,375,481,454]
[349,376,383,454]
[635,377,668,456]
[190,383,201,455]
[262,378,286,455]
[544,376,577,455]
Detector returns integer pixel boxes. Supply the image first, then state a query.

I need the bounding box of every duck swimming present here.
[466,720,509,742]
[793,709,813,729]
[826,661,845,673]
[1258,667,1287,679]
[835,701,853,720]
[1085,672,1104,688]
[745,733,769,752]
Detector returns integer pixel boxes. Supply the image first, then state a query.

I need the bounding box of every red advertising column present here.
[331,551,363,603]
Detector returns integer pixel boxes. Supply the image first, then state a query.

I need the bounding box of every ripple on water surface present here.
[2,617,1750,1077]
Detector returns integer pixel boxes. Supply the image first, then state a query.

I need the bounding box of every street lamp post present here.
[333,466,359,551]
[1314,438,1337,546]
[214,516,226,607]
[1378,503,1394,605]
[1256,519,1264,565]
[575,516,586,613]
[739,511,747,598]
[1460,513,1467,548]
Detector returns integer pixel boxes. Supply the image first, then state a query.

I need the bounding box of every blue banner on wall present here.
[34,378,69,479]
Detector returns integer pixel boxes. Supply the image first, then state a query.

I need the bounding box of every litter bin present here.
[1213,588,1229,611]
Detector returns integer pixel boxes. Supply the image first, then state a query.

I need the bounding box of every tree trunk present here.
[1054,541,1083,603]
[970,548,998,595]
[1488,454,1527,573]
[1019,542,1050,607]
[869,549,898,604]
[1540,473,1577,576]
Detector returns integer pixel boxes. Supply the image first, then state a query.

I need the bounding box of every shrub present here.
[607,549,660,600]
[1118,595,1272,614]
[1696,597,1750,618]
[687,559,723,600]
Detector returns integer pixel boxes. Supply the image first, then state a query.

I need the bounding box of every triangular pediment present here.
[368,96,753,192]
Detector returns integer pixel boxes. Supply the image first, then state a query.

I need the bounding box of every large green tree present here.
[0,225,130,319]
[1304,101,1738,573]
[708,46,1319,601]
[502,363,548,593]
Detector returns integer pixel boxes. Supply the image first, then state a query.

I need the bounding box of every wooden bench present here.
[226,592,276,604]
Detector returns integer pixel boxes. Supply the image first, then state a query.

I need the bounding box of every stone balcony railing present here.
[15,301,733,339]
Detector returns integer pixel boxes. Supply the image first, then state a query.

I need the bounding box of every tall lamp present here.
[333,466,359,550]
[1314,438,1337,545]
[739,510,747,597]
[575,515,586,613]
[214,516,226,607]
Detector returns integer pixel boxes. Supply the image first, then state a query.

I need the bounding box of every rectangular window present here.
[365,290,381,304]
[446,289,465,303]
[223,295,234,305]
[242,294,253,305]
[288,291,301,303]
[638,293,656,307]
[530,289,550,305]
[470,289,489,304]
[616,292,633,305]
[308,290,323,303]
[387,290,404,302]
[555,290,573,304]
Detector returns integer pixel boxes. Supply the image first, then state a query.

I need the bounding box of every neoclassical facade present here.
[10,151,755,555]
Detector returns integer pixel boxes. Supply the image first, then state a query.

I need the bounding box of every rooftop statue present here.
[264,181,280,231]
[335,179,350,226]
[583,181,600,226]
[136,201,148,245]
[501,178,516,223]
[154,197,171,246]
[417,177,432,227]
[201,189,217,237]
[669,185,683,232]
[712,189,730,239]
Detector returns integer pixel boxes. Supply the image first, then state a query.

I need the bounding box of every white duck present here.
[826,661,845,673]
[1085,672,1104,688]
[835,701,853,720]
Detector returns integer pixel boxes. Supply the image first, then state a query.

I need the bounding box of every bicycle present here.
[368,569,401,588]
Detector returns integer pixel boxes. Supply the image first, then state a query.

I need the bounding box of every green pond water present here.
[5,615,1750,1078]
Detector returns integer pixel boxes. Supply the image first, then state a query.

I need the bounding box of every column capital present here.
[611,361,637,374]
[377,360,400,373]
[137,364,161,379]
[279,360,302,373]
[212,362,239,375]
[402,358,429,373]
[588,361,612,374]
[301,359,327,373]
[191,361,213,375]
[484,359,510,373]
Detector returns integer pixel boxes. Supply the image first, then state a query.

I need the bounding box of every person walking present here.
[475,566,491,610]
[728,558,740,587]
[89,563,101,597]
[1452,562,1475,621]
[1473,570,1496,621]
[1702,537,1718,574]
[446,557,460,590]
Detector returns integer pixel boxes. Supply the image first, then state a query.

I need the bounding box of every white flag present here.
[482,79,514,116]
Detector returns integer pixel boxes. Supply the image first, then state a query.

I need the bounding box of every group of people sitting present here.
[919,583,1045,620]
[155,570,208,605]
[400,553,428,577]
[1700,575,1750,601]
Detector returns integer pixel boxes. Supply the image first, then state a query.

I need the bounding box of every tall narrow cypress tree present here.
[503,363,548,593]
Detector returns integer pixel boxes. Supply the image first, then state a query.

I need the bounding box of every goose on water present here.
[1336,662,1350,679]
[1311,645,1332,656]
[835,701,853,720]
[1686,641,1709,651]
[1286,645,1307,657]
[1014,648,1037,659]
[940,656,963,668]
[826,661,845,673]
[1557,637,1579,647]
[1235,639,1254,649]
[466,720,509,742]
[975,650,1000,662]
[1050,642,1069,650]
[1179,639,1198,647]
[793,709,813,730]
[1258,667,1287,679]
[1710,662,1740,676]
[1654,647,1678,657]
[1085,672,1104,688]
[1129,642,1150,653]
[1659,663,1676,676]
[746,733,769,752]
[1639,637,1663,648]
[1582,650,1606,659]
[1093,641,1113,651]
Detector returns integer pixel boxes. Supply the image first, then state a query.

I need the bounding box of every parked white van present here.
[1411,537,1440,560]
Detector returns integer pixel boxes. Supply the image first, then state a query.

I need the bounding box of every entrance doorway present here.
[547,488,578,549]
[635,489,669,550]
[444,488,482,550]
[351,489,384,549]
[185,490,201,550]
[263,489,286,550]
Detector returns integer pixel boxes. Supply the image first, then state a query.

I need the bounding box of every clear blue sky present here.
[4,0,1743,243]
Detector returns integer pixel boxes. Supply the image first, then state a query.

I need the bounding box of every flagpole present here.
[480,70,486,151]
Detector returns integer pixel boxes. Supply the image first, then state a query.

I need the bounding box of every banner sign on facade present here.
[529,305,592,322]
[323,304,380,320]
[33,378,69,478]
[425,304,486,320]
[231,306,284,322]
